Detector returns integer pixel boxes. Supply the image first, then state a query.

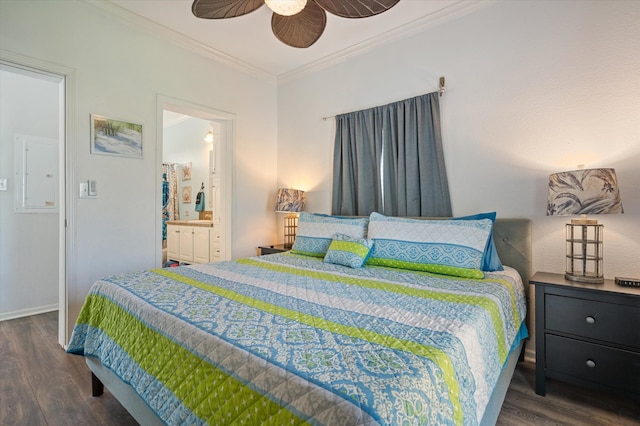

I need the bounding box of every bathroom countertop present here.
[166,220,214,227]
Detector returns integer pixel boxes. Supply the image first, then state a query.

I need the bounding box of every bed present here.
[67,213,531,425]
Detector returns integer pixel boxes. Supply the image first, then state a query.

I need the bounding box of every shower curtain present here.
[162,163,179,246]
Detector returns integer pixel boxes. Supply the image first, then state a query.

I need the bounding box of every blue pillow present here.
[452,212,504,272]
[291,212,369,257]
[324,234,374,268]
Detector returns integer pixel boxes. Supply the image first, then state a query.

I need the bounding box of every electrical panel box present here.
[14,134,58,213]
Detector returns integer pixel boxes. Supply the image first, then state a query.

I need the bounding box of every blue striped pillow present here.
[366,212,492,278]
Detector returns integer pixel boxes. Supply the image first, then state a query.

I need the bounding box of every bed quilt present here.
[67,253,527,425]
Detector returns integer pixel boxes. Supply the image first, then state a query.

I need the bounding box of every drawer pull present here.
[586,359,596,368]
[585,316,596,324]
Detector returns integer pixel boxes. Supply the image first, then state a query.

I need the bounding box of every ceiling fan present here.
[192,0,400,48]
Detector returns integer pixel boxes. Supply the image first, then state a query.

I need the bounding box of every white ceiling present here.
[106,0,489,77]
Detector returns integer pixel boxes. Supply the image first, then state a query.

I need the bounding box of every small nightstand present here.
[258,244,289,255]
[530,272,640,399]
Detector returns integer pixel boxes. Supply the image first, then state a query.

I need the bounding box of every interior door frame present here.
[0,49,76,347]
[157,95,234,264]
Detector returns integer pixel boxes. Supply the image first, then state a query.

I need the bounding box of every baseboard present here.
[0,304,58,321]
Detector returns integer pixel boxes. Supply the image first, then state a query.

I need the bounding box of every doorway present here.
[0,57,70,346]
[157,96,233,266]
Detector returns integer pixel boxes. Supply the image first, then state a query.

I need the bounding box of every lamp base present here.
[283,213,298,249]
[564,273,604,284]
[565,222,604,285]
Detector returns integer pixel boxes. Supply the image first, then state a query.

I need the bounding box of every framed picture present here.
[182,186,192,204]
[182,162,192,181]
[91,114,143,158]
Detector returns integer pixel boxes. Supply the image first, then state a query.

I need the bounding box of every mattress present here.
[67,252,527,425]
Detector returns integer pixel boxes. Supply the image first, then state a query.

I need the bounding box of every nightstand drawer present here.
[546,334,640,394]
[546,294,640,349]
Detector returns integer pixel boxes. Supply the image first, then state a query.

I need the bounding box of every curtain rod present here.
[322,76,446,121]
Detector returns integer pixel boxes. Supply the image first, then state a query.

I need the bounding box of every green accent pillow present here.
[323,234,374,269]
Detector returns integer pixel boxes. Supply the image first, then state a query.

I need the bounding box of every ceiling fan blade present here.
[192,0,264,19]
[314,0,400,18]
[271,1,326,48]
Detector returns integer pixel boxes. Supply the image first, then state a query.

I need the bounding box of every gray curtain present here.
[332,92,452,217]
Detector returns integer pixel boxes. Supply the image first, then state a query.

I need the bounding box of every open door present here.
[0,55,73,347]
[157,95,234,267]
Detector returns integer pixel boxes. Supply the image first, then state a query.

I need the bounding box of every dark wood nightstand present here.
[530,271,640,399]
[258,244,289,255]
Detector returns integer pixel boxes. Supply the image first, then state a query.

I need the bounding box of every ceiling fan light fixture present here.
[192,0,400,48]
[264,0,307,16]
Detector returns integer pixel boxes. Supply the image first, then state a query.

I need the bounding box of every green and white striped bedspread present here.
[67,253,527,425]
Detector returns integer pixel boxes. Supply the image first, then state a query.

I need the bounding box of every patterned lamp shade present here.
[275,188,305,248]
[547,168,623,217]
[546,168,623,284]
[275,188,305,213]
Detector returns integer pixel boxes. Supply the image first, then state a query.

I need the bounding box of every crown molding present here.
[278,0,496,83]
[84,0,276,83]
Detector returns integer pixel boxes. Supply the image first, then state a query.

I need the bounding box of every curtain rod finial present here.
[438,76,445,97]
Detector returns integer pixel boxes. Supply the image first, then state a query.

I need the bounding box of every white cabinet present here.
[167,223,216,264]
[193,227,210,264]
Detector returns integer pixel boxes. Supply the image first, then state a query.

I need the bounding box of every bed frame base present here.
[87,357,164,425]
[479,340,524,426]
[91,371,104,397]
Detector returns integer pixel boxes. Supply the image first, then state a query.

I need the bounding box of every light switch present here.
[0,178,7,191]
[79,182,89,198]
[79,181,97,199]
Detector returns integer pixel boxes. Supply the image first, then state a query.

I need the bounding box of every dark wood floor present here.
[1,312,638,425]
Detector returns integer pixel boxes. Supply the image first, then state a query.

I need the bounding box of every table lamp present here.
[547,168,623,283]
[275,188,305,248]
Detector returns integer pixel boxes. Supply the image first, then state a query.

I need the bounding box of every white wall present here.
[277,0,640,282]
[0,66,60,319]
[1,0,279,338]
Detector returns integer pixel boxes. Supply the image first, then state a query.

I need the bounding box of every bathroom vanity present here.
[166,220,221,264]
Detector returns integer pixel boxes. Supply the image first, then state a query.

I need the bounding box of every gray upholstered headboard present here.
[492,218,532,288]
